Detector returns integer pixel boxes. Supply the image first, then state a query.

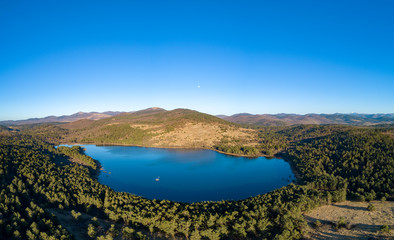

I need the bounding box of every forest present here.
[0,124,392,239]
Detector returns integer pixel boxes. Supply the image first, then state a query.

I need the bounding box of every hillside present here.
[220,113,394,126]
[5,108,393,158]
[62,108,258,149]
[304,201,393,239]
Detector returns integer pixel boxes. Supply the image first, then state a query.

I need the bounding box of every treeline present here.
[81,124,148,145]
[214,145,260,156]
[20,124,69,143]
[286,129,393,201]
[57,145,98,170]
[216,125,347,156]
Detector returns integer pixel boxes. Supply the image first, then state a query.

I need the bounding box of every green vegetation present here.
[367,203,376,211]
[0,135,72,240]
[71,209,82,220]
[223,113,394,126]
[81,124,148,145]
[380,224,390,233]
[286,129,393,200]
[216,125,347,156]
[214,145,260,156]
[20,124,69,143]
[57,145,98,170]
[313,220,322,229]
[334,217,349,230]
[0,121,392,239]
[87,223,97,238]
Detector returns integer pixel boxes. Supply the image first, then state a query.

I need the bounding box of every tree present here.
[71,210,81,220]
[87,224,96,238]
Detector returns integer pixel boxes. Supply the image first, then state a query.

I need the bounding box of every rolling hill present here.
[62,108,258,149]
[0,111,125,125]
[4,108,393,155]
[3,108,393,127]
[219,113,394,126]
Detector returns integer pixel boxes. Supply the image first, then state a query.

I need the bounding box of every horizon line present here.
[1,107,393,122]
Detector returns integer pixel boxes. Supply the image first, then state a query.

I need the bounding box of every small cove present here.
[69,145,296,203]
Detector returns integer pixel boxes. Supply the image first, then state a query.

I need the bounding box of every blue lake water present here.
[76,145,295,203]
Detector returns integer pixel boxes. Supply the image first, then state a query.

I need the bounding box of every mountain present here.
[219,113,394,126]
[62,108,256,149]
[0,111,125,125]
[3,109,393,127]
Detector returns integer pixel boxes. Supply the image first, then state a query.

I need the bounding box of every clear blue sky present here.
[1,0,393,120]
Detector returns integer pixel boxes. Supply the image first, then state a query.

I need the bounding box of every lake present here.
[77,145,295,203]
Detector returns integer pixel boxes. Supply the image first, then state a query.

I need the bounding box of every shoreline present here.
[275,152,302,184]
[60,141,277,158]
[60,141,301,182]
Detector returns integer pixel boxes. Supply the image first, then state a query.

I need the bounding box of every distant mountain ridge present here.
[218,113,394,126]
[0,111,126,125]
[1,108,393,126]
[0,108,169,126]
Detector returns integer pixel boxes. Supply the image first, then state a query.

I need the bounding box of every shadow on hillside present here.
[304,215,390,240]
[332,204,366,211]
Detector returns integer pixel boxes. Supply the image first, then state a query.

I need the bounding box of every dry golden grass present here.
[146,122,258,148]
[304,201,393,240]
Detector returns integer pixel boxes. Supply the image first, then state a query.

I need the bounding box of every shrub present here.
[313,220,322,228]
[334,217,348,230]
[367,203,375,211]
[122,227,135,239]
[380,224,390,233]
[71,210,81,220]
[87,224,96,238]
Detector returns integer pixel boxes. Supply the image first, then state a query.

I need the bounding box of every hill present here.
[219,113,394,126]
[62,108,258,149]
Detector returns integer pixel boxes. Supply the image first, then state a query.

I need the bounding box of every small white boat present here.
[155,177,160,181]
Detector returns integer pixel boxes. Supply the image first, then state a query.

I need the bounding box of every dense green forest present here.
[0,124,392,239]
[215,125,350,156]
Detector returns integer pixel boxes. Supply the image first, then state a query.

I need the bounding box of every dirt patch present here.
[304,201,393,239]
[149,122,257,148]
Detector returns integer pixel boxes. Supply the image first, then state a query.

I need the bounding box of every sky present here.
[1,0,393,120]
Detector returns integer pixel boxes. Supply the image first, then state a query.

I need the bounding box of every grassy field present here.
[304,201,393,239]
